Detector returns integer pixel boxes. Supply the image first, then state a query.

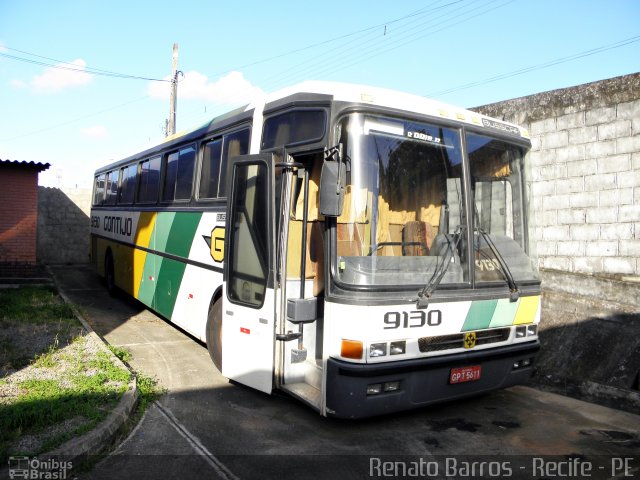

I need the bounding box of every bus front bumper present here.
[325,341,539,419]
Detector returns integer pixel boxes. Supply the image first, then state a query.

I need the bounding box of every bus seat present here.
[402,221,433,256]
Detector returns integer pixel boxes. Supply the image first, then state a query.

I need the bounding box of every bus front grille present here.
[418,327,511,353]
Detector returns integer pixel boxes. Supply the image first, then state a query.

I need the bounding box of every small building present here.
[0,159,51,276]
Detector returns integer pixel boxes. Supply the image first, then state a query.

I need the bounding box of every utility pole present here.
[167,43,180,137]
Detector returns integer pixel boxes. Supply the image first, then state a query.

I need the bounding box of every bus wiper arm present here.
[416,226,463,309]
[476,227,520,302]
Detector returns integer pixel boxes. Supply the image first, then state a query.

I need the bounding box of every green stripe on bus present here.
[153,257,186,319]
[165,212,203,258]
[137,253,160,306]
[154,212,176,252]
[489,298,520,327]
[151,212,203,319]
[461,299,498,331]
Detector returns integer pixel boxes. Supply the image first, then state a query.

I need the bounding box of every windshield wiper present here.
[475,226,520,302]
[416,226,463,309]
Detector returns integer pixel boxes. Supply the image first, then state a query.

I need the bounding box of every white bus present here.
[90,82,540,418]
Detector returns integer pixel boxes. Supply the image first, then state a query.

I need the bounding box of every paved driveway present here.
[50,265,640,480]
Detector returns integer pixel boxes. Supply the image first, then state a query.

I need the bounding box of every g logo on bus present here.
[210,227,225,262]
[464,332,476,349]
[203,227,225,263]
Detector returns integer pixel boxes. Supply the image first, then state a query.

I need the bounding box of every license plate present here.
[450,365,482,384]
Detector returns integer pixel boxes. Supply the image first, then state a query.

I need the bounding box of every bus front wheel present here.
[206,297,223,372]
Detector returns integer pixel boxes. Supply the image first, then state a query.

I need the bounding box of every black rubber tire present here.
[105,252,116,296]
[206,297,223,372]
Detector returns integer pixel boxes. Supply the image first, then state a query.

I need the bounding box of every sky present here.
[0,0,639,189]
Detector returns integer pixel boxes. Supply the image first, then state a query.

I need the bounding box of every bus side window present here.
[199,138,223,199]
[137,156,161,203]
[218,128,250,197]
[118,164,137,204]
[261,110,325,150]
[93,174,106,205]
[104,171,119,205]
[163,145,196,202]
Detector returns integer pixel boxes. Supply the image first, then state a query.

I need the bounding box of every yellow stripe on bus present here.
[133,212,157,298]
[513,295,540,325]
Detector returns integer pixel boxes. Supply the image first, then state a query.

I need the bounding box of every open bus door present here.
[222,154,276,393]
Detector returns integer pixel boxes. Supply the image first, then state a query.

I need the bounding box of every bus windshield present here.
[334,113,537,289]
[335,114,468,288]
[467,133,538,284]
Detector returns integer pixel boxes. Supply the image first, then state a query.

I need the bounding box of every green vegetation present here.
[0,286,75,324]
[0,287,131,463]
[0,286,80,372]
[107,344,132,363]
[135,372,164,412]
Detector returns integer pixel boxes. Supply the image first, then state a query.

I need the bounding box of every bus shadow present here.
[533,310,640,413]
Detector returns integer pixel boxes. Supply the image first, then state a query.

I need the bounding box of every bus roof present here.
[259,81,528,137]
[95,81,529,175]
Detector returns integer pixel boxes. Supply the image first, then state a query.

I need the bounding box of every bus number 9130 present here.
[384,310,442,329]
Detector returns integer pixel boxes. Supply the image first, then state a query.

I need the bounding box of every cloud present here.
[10,79,27,89]
[31,59,93,93]
[147,70,263,105]
[80,125,108,139]
[0,43,7,53]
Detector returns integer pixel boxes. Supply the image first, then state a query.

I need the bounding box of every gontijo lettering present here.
[103,216,133,236]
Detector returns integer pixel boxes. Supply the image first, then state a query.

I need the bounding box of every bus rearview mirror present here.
[319,161,346,217]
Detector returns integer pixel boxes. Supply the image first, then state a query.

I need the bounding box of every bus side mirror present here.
[319,160,346,217]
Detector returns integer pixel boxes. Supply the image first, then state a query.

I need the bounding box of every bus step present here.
[283,382,321,411]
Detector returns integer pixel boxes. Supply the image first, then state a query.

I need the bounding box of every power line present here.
[262,0,514,92]
[0,46,170,82]
[424,34,640,97]
[206,0,458,78]
[258,0,468,90]
[0,96,150,142]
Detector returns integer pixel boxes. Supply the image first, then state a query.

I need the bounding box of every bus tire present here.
[105,252,116,296]
[206,297,223,372]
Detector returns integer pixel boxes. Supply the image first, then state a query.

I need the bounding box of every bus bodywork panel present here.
[321,297,540,418]
[325,341,539,419]
[91,210,225,342]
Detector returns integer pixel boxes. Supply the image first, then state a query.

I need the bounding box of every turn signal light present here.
[341,339,363,359]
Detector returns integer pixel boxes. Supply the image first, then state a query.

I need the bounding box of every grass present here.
[135,372,164,412]
[0,286,80,372]
[105,343,164,410]
[0,286,75,324]
[0,286,132,463]
[107,344,132,363]
[0,286,166,466]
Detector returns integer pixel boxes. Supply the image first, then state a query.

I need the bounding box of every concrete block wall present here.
[473,73,640,278]
[37,186,92,264]
[474,74,640,408]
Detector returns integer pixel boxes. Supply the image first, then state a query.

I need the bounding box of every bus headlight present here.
[390,341,406,355]
[384,381,401,392]
[366,383,382,395]
[370,343,387,357]
[515,324,538,339]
